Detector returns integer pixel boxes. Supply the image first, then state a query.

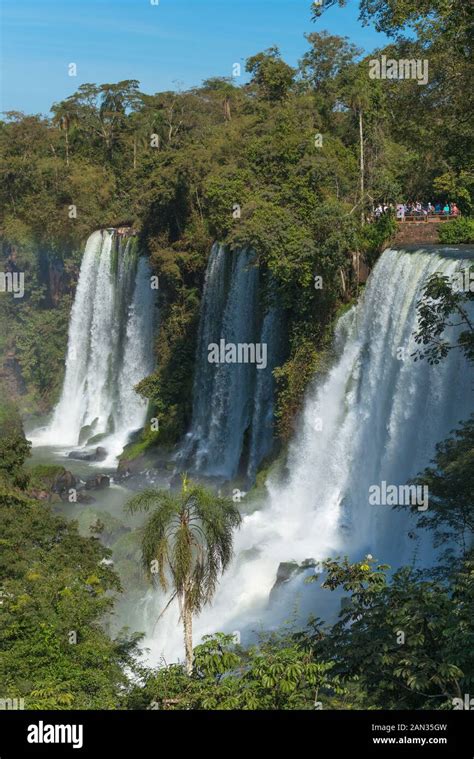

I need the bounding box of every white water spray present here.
[144,247,473,665]
[31,230,156,462]
[179,243,284,480]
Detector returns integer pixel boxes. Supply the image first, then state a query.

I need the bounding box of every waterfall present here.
[144,246,474,664]
[32,230,156,462]
[247,306,285,481]
[179,243,284,481]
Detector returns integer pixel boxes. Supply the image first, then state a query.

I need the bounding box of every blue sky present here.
[1,0,390,115]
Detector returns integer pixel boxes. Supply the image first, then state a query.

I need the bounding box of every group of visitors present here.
[396,201,460,220]
[373,201,461,220]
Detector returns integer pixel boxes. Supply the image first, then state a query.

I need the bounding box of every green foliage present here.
[299,31,362,93]
[119,427,161,463]
[316,0,473,202]
[0,494,141,708]
[246,47,296,102]
[0,400,31,488]
[127,629,341,710]
[0,232,78,412]
[433,173,474,214]
[128,570,470,712]
[360,214,397,268]
[438,218,474,245]
[0,403,142,709]
[27,464,66,490]
[274,339,324,440]
[304,554,474,709]
[412,270,474,365]
[408,415,474,570]
[13,301,71,406]
[135,286,201,442]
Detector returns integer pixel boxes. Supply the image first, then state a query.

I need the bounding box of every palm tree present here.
[126,477,242,674]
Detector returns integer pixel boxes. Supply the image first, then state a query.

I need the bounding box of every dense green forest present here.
[1,0,473,712]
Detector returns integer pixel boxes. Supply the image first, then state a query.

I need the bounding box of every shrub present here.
[438,217,474,244]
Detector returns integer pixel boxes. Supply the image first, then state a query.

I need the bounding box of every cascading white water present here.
[144,246,474,665]
[247,306,285,481]
[32,230,156,462]
[179,243,284,480]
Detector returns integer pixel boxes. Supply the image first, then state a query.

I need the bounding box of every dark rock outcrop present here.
[269,558,317,603]
[53,470,77,492]
[84,474,110,491]
[68,446,107,462]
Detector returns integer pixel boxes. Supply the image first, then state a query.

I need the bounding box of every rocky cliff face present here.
[0,239,80,411]
[0,351,26,402]
[392,221,442,245]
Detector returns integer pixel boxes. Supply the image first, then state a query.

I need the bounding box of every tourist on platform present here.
[451,203,460,216]
[396,203,405,220]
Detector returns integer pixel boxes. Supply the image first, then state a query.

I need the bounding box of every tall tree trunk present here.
[183,595,193,675]
[133,135,137,170]
[359,108,364,223]
[65,128,70,166]
[352,250,360,284]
